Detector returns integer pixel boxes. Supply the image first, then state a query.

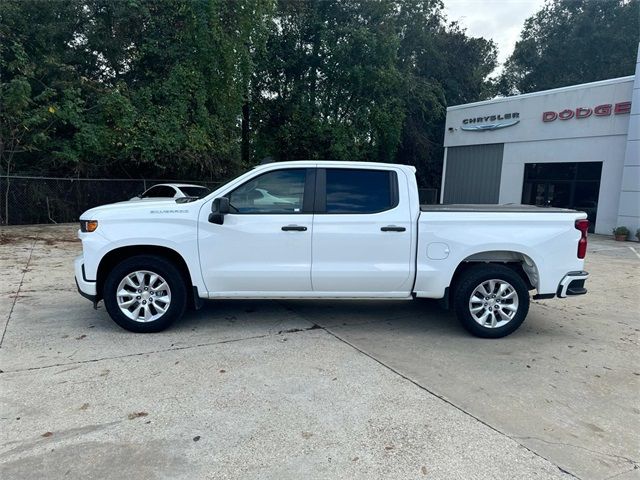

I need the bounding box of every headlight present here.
[80,220,99,232]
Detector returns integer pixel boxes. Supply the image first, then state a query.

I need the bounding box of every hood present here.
[80,199,203,220]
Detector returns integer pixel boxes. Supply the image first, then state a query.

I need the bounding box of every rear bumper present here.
[556,271,589,298]
[74,255,97,302]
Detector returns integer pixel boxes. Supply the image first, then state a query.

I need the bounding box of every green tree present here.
[249,0,497,186]
[2,0,497,190]
[250,0,406,164]
[394,0,497,187]
[1,0,273,179]
[0,0,84,176]
[500,0,639,95]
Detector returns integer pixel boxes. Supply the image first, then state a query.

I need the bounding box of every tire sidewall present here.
[454,265,530,338]
[103,255,187,333]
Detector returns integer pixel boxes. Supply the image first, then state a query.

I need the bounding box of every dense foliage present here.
[2,0,638,185]
[1,0,496,186]
[1,0,271,181]
[499,0,639,94]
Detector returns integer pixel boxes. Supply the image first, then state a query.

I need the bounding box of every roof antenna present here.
[260,156,274,165]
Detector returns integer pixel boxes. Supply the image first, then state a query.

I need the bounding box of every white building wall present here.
[616,47,640,235]
[443,73,636,236]
[444,77,634,148]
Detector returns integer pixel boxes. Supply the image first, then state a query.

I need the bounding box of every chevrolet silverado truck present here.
[75,161,589,338]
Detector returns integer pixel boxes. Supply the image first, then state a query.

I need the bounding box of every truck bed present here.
[420,204,579,213]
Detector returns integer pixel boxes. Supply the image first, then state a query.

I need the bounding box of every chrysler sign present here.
[461,112,520,131]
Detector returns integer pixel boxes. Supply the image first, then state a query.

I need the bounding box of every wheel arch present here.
[96,245,195,305]
[448,250,540,303]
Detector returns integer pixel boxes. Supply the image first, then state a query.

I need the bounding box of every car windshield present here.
[141,185,176,198]
[179,186,210,198]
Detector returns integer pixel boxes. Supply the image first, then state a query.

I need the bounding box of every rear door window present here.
[324,169,398,214]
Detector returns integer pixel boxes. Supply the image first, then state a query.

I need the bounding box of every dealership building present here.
[441,50,639,235]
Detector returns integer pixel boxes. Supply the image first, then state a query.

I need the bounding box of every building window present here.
[522,162,602,232]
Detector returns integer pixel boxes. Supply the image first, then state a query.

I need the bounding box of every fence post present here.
[2,175,9,225]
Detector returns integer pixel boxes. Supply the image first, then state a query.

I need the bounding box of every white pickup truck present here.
[75,161,589,338]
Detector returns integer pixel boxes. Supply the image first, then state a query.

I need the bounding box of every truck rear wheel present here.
[453,264,529,338]
[103,255,187,333]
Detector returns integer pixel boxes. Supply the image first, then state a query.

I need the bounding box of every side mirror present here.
[209,197,230,225]
[217,197,230,214]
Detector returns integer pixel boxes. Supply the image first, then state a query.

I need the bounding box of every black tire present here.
[103,255,187,333]
[453,264,530,338]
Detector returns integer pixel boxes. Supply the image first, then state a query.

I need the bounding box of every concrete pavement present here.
[0,225,638,479]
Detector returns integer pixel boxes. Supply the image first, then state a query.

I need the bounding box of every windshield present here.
[179,186,210,198]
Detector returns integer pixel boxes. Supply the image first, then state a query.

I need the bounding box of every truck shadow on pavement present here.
[175,297,566,341]
[176,298,471,339]
[65,292,562,343]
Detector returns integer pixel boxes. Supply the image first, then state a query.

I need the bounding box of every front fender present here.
[79,218,205,293]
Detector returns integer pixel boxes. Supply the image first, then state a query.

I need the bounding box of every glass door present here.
[522,162,602,232]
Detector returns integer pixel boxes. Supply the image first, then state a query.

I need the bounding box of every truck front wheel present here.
[453,265,529,338]
[103,255,187,333]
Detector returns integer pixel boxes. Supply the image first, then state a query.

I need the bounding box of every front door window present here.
[228,169,306,214]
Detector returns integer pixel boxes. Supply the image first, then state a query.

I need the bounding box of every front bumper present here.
[557,271,589,298]
[74,255,97,302]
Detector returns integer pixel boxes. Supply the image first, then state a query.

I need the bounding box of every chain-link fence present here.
[418,188,439,205]
[0,176,222,225]
[0,175,439,226]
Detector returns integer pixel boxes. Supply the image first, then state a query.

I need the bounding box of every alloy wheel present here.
[468,279,519,328]
[116,270,172,323]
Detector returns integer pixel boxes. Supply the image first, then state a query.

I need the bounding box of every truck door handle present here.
[381,226,406,232]
[281,225,307,231]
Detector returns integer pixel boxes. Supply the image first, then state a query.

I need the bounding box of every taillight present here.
[575,219,589,259]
